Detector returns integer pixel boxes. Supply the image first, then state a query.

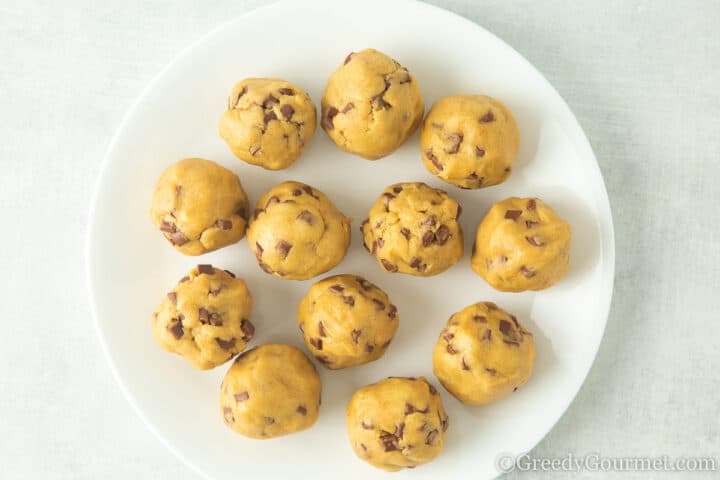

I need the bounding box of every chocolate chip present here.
[441,416,449,432]
[216,219,232,230]
[427,382,438,395]
[435,225,451,245]
[388,304,397,319]
[425,429,439,445]
[276,239,292,258]
[499,319,514,337]
[360,443,367,451]
[422,230,435,247]
[279,104,294,120]
[241,319,254,340]
[514,387,519,392]
[405,403,416,415]
[302,185,319,199]
[525,220,540,229]
[379,432,399,452]
[382,192,395,203]
[262,94,279,108]
[372,298,385,311]
[296,405,307,415]
[485,368,497,375]
[462,357,470,370]
[160,220,176,233]
[215,337,236,350]
[392,186,403,194]
[426,149,443,171]
[198,307,209,324]
[197,264,214,274]
[527,199,537,210]
[381,259,398,272]
[167,319,183,339]
[296,209,314,224]
[479,110,494,122]
[351,329,361,344]
[476,146,486,157]
[223,407,234,423]
[170,231,189,246]
[344,52,355,64]
[342,102,354,113]
[310,338,323,350]
[446,344,457,354]
[409,256,422,269]
[279,87,294,96]
[264,111,277,124]
[264,416,275,425]
[505,167,512,173]
[399,227,411,240]
[520,265,536,278]
[291,188,302,197]
[396,422,405,439]
[234,391,249,402]
[361,420,374,430]
[444,133,463,154]
[343,295,355,306]
[322,106,339,130]
[473,315,487,323]
[167,292,177,305]
[421,215,437,228]
[526,235,545,247]
[505,209,522,221]
[357,278,373,291]
[365,343,374,353]
[442,331,454,342]
[481,329,492,341]
[221,270,235,279]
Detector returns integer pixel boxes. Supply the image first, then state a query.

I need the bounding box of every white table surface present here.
[1,0,718,478]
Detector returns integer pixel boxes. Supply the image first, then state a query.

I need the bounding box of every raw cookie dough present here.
[150,158,249,256]
[151,264,254,370]
[247,181,351,280]
[321,48,424,159]
[220,343,321,439]
[297,274,399,369]
[471,197,571,291]
[219,78,317,170]
[432,302,535,405]
[361,182,463,276]
[420,95,520,189]
[346,376,449,471]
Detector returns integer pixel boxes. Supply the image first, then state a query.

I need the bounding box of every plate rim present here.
[85,1,616,478]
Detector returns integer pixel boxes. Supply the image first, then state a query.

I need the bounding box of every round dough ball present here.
[149,158,249,256]
[247,181,351,280]
[321,48,424,159]
[218,78,317,170]
[151,264,254,370]
[420,95,519,189]
[297,274,399,369]
[220,344,321,439]
[432,302,535,405]
[471,197,571,291]
[346,377,449,471]
[361,182,463,276]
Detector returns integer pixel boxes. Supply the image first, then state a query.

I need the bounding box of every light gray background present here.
[1,0,718,478]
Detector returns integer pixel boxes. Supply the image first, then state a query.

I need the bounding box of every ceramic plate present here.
[87,1,614,478]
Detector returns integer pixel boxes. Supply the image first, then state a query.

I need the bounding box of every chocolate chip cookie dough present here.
[321,48,424,159]
[219,78,317,170]
[361,182,463,276]
[246,181,351,280]
[471,197,571,291]
[420,95,520,189]
[346,377,449,471]
[150,158,249,255]
[151,265,254,370]
[432,302,535,405]
[220,344,321,439]
[297,275,398,369]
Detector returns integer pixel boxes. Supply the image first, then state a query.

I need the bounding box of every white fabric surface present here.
[0,0,718,478]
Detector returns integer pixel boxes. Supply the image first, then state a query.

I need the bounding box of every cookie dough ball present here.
[471,197,571,291]
[151,265,254,370]
[321,48,424,159]
[247,181,351,280]
[346,377,449,471]
[433,302,535,405]
[297,275,399,369]
[361,182,463,276]
[421,95,519,189]
[150,158,249,256]
[219,78,317,170]
[220,344,321,439]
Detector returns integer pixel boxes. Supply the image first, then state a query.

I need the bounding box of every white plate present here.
[87,1,614,478]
